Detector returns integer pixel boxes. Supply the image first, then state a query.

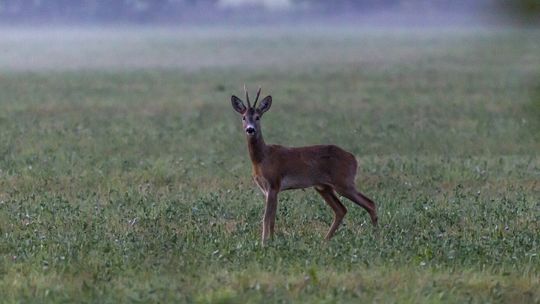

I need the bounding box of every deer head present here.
[231,85,272,137]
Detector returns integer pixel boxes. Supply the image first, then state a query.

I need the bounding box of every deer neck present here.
[246,132,266,164]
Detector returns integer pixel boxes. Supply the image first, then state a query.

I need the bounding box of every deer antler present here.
[253,86,262,108]
[244,84,251,108]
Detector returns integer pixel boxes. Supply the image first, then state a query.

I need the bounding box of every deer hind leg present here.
[335,185,378,227]
[315,185,347,240]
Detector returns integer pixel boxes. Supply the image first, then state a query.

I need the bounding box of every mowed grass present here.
[0,28,539,303]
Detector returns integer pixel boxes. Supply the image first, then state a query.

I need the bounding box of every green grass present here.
[0,28,539,303]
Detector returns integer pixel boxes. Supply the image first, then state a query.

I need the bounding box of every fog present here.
[0,26,466,71]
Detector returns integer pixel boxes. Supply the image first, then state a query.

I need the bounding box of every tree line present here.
[0,0,533,25]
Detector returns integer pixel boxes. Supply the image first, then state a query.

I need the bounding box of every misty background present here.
[0,0,538,26]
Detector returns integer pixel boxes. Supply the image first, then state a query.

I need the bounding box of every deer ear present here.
[257,96,272,114]
[231,95,246,114]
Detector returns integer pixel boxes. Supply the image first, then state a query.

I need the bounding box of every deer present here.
[231,86,378,245]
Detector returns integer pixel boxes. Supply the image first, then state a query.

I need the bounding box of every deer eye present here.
[242,117,246,121]
[255,116,260,121]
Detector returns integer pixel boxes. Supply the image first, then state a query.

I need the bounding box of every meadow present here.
[0,27,539,303]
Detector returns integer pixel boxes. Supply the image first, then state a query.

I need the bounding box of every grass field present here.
[0,27,539,303]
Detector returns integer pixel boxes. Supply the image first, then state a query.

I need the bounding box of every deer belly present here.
[280,175,314,190]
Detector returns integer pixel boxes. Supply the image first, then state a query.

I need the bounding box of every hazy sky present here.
[218,0,292,10]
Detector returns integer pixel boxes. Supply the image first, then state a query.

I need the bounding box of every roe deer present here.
[231,86,378,245]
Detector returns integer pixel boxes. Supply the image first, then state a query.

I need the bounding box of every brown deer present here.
[231,86,378,245]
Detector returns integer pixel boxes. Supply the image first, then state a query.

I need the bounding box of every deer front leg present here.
[262,189,278,245]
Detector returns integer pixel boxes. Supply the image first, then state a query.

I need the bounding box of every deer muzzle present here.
[245,125,256,135]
